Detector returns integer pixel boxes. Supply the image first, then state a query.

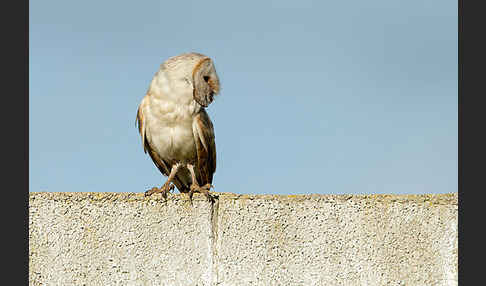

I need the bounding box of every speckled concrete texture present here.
[215,193,457,286]
[29,192,215,286]
[29,192,457,286]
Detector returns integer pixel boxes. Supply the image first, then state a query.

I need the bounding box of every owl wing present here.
[135,96,150,154]
[136,96,191,192]
[193,110,217,186]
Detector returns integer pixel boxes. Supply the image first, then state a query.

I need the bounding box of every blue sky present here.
[29,0,457,195]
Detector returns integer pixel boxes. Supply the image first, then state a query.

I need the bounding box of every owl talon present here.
[144,182,175,199]
[189,183,214,203]
[161,183,175,200]
[144,187,159,197]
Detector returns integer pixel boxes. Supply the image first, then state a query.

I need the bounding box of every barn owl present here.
[136,52,219,202]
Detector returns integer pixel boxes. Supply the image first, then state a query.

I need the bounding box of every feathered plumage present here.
[136,52,219,202]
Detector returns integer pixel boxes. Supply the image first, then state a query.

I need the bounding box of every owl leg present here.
[186,164,214,203]
[144,163,180,199]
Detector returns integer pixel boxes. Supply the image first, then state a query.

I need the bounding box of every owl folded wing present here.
[192,110,217,186]
[136,96,170,176]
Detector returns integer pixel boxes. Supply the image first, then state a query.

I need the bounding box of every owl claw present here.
[188,183,214,204]
[144,182,175,199]
[144,187,159,197]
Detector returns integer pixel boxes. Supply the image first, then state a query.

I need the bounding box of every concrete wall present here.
[29,192,458,286]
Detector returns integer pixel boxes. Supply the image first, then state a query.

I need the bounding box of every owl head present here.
[157,52,220,108]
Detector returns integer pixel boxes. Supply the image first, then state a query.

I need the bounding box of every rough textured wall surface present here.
[29,192,457,286]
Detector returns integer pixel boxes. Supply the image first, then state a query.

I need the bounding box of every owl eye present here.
[203,76,210,82]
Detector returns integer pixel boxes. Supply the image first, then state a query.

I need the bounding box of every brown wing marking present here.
[193,110,217,186]
[135,98,148,154]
